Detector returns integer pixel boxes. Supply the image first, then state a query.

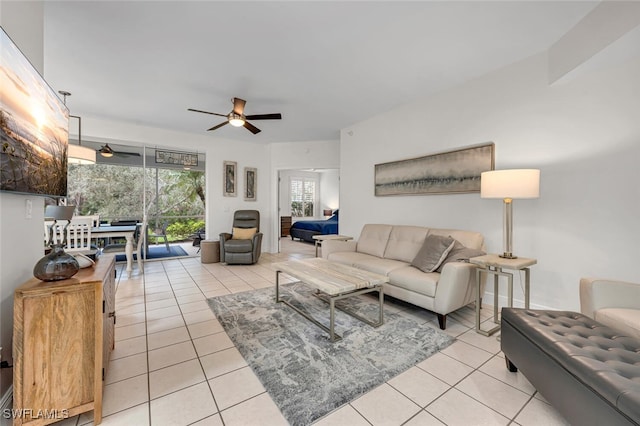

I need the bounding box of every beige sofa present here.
[580,277,640,338]
[321,224,486,329]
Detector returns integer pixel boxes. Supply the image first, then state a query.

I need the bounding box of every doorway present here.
[276,168,339,253]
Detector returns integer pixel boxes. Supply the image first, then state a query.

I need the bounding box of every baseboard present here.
[0,385,12,413]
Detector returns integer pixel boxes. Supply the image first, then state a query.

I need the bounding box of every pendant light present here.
[58,90,96,165]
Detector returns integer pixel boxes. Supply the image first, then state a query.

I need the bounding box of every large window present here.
[290,177,316,218]
[66,143,205,247]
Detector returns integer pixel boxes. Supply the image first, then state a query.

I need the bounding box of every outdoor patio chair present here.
[110,219,139,226]
[192,229,206,253]
[149,222,170,251]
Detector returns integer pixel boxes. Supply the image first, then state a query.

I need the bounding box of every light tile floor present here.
[55,239,570,426]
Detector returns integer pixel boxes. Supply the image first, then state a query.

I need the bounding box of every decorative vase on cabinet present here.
[13,254,116,425]
[32,243,80,281]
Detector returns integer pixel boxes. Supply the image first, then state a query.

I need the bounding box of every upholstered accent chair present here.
[219,210,263,265]
[580,277,640,338]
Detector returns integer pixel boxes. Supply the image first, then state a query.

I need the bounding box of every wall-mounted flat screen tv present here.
[1,27,69,197]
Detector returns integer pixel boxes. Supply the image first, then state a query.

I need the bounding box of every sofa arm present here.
[580,278,640,319]
[321,240,357,259]
[433,262,482,314]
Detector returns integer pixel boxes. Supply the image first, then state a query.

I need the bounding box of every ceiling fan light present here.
[229,113,245,127]
[100,146,114,157]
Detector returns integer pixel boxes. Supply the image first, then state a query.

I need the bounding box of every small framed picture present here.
[244,167,257,201]
[223,161,237,197]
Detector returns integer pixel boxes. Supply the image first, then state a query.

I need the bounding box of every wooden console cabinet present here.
[280,216,292,237]
[12,254,116,425]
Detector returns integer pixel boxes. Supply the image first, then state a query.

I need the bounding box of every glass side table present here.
[470,254,537,336]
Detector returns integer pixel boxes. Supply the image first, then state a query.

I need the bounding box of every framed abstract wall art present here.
[223,161,237,197]
[155,149,198,167]
[244,167,257,201]
[374,142,495,196]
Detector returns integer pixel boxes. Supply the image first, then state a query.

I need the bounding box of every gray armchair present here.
[219,210,263,265]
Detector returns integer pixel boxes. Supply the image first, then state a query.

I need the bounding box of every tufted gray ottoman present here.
[501,308,640,426]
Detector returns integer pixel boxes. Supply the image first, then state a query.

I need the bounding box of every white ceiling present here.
[42,1,599,144]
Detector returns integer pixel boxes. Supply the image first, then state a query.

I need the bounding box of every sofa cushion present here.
[327,251,377,267]
[353,257,408,276]
[356,224,393,257]
[388,266,439,297]
[428,228,484,250]
[411,235,455,273]
[224,239,253,253]
[595,308,640,339]
[383,226,430,263]
[435,240,487,272]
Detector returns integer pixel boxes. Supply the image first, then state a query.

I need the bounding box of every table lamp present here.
[481,169,540,259]
[34,205,80,281]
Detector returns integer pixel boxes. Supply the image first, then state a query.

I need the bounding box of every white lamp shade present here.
[68,144,96,164]
[481,169,540,199]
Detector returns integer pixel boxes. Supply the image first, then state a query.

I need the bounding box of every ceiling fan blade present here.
[243,121,261,134]
[245,113,282,121]
[113,151,141,157]
[233,98,246,115]
[188,108,227,117]
[208,121,229,132]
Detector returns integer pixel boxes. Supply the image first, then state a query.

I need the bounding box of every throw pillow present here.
[232,227,257,240]
[411,234,456,273]
[435,239,486,272]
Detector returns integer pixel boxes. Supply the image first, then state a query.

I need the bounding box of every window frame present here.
[289,175,318,218]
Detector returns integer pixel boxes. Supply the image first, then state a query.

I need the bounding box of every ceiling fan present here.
[97,144,141,158]
[188,97,282,134]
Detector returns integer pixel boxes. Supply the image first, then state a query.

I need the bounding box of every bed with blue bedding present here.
[290,211,338,243]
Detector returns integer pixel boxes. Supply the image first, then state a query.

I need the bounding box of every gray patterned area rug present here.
[207,282,454,426]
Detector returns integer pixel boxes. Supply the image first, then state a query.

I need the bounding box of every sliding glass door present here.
[67,142,205,259]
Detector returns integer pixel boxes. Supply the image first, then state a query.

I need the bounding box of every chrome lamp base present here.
[502,198,517,259]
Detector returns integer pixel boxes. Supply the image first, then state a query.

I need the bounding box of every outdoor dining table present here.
[91,225,139,277]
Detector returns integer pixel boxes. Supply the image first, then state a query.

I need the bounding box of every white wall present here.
[340,51,640,311]
[271,140,340,171]
[320,169,340,213]
[0,1,45,399]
